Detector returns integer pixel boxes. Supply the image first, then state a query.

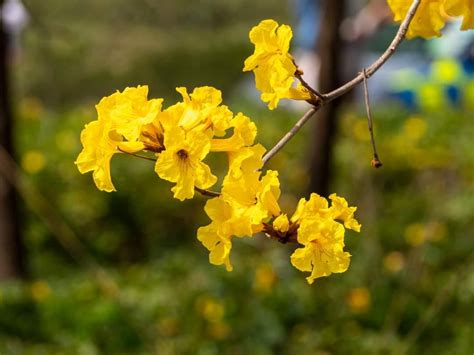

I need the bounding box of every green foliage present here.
[5,94,473,354]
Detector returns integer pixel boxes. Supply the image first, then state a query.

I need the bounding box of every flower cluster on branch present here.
[75,0,473,284]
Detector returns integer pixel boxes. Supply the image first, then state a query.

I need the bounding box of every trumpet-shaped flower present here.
[210,113,257,152]
[75,86,163,192]
[160,86,233,135]
[155,126,217,201]
[291,193,330,223]
[197,197,236,271]
[273,192,361,283]
[387,0,446,39]
[198,158,282,271]
[243,19,312,109]
[291,218,351,284]
[227,144,266,179]
[75,120,119,192]
[444,0,474,30]
[329,193,362,232]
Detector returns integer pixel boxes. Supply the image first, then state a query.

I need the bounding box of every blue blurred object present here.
[386,23,474,111]
[294,0,320,50]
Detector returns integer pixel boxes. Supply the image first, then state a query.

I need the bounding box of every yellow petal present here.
[210,113,257,152]
[387,0,446,39]
[227,144,266,179]
[444,0,474,30]
[257,170,281,217]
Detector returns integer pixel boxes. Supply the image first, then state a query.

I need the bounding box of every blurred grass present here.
[0,0,473,354]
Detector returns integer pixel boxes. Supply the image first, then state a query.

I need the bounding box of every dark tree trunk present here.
[308,0,346,196]
[0,1,26,279]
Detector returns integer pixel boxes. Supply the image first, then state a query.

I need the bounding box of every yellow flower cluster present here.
[388,0,473,39]
[243,19,313,110]
[75,83,360,283]
[199,162,361,283]
[76,18,366,284]
[76,85,256,200]
[198,145,280,271]
[288,193,361,284]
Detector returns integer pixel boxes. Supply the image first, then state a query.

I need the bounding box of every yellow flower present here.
[75,86,163,192]
[444,0,474,30]
[197,197,235,271]
[291,193,330,223]
[328,193,361,232]
[227,144,266,179]
[101,86,163,145]
[76,119,120,192]
[222,169,281,227]
[243,19,293,71]
[155,126,217,201]
[198,165,282,271]
[276,193,360,283]
[243,19,312,109]
[160,86,232,135]
[210,113,257,152]
[291,218,351,284]
[387,0,446,39]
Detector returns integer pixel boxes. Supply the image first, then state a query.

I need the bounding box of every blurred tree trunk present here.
[308,0,346,196]
[0,1,26,279]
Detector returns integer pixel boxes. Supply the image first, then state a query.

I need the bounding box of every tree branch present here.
[262,106,319,165]
[194,187,220,198]
[262,0,421,166]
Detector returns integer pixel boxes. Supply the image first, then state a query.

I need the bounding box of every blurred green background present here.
[1,0,473,354]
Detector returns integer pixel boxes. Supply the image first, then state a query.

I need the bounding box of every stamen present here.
[177,149,189,160]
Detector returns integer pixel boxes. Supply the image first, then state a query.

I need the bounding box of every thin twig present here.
[194,187,220,198]
[363,68,382,168]
[117,147,157,162]
[262,0,421,166]
[262,106,319,165]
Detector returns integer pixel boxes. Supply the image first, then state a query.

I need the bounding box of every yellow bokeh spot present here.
[21,150,46,174]
[30,280,51,301]
[431,59,462,84]
[346,287,371,313]
[253,263,277,293]
[195,296,224,323]
[418,83,445,112]
[405,223,426,247]
[383,251,405,273]
[403,116,427,142]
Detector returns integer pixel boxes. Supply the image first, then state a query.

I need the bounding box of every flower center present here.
[177,149,189,160]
